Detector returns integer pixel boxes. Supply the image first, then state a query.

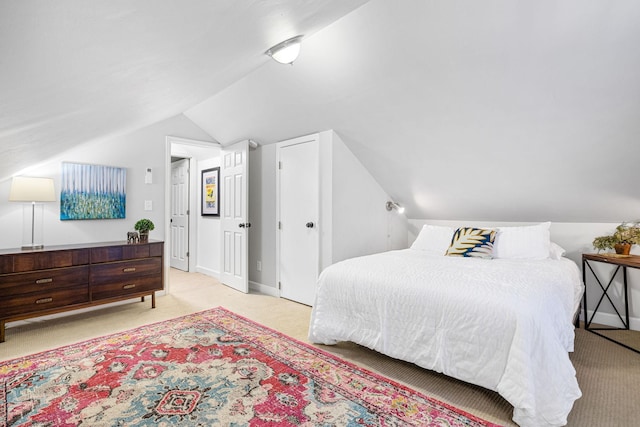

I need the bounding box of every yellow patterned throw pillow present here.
[445,227,496,259]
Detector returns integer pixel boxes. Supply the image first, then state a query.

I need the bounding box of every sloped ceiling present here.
[185,0,640,222]
[3,1,639,222]
[0,0,367,180]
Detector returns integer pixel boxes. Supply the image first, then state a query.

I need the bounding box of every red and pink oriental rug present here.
[0,307,501,426]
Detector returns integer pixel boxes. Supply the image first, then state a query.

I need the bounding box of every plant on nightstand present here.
[134,218,155,243]
[592,221,640,255]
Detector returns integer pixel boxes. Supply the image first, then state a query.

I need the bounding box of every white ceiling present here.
[0,0,366,178]
[3,0,640,222]
[186,0,640,222]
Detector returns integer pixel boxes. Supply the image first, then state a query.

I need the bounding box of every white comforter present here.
[308,249,584,427]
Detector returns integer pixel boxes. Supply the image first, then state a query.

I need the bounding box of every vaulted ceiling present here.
[3,1,640,222]
[0,0,366,178]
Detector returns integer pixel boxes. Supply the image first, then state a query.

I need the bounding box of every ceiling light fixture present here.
[265,35,304,65]
[386,201,405,214]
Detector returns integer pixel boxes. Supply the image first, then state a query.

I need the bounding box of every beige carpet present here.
[2,269,639,426]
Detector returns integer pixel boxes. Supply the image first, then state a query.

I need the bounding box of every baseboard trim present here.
[195,266,219,279]
[249,280,279,297]
[190,269,277,297]
[586,310,640,331]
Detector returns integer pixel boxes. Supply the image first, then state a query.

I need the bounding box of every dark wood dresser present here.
[0,241,164,343]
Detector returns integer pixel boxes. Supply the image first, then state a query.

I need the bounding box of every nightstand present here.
[582,253,640,353]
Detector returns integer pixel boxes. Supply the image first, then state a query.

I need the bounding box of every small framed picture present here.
[201,167,220,216]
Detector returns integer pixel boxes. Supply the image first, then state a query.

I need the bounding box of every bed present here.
[308,223,584,427]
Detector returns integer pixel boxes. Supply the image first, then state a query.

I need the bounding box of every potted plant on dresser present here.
[134,218,155,243]
[592,221,640,255]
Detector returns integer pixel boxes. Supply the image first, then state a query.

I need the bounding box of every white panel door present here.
[220,140,249,293]
[277,135,319,306]
[170,158,189,271]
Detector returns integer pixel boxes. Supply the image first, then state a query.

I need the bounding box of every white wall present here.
[409,219,640,330]
[248,143,277,290]
[0,114,214,250]
[328,130,408,264]
[318,132,333,272]
[194,157,221,277]
[247,130,408,293]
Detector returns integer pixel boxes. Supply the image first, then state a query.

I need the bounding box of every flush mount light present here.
[265,35,304,65]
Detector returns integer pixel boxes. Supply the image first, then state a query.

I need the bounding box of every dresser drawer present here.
[0,285,89,318]
[0,266,89,297]
[90,244,163,263]
[0,249,89,274]
[91,275,162,301]
[90,258,162,285]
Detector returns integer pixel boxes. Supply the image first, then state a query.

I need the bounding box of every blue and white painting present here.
[60,162,126,220]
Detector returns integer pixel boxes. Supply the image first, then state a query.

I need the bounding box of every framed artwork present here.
[60,162,126,220]
[201,167,220,216]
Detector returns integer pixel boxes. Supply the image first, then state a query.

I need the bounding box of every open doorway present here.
[169,157,189,271]
[165,137,220,283]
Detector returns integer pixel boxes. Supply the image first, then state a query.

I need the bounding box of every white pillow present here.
[411,224,455,255]
[493,222,551,260]
[549,242,566,260]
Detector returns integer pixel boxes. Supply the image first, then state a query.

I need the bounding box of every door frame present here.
[164,136,220,291]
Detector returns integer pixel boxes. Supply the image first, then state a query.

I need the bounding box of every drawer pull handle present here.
[123,267,136,273]
[36,278,53,284]
[123,284,136,290]
[35,297,53,304]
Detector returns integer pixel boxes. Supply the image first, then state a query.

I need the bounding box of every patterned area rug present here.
[0,307,501,426]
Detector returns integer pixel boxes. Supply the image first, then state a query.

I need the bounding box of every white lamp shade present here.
[9,176,56,202]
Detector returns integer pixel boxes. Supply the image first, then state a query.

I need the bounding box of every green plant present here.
[134,218,155,233]
[592,221,640,251]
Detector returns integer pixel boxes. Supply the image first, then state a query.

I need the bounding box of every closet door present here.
[276,134,319,306]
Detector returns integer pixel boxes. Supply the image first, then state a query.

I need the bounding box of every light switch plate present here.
[144,200,152,211]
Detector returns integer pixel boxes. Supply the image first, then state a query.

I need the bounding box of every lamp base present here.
[21,244,44,251]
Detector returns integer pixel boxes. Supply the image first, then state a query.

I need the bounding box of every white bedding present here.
[308,249,584,427]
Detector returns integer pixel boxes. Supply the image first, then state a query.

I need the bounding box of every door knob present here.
[238,222,252,228]
[239,223,245,228]
[306,222,314,228]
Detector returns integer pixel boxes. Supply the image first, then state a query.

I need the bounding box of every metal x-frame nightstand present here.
[582,253,640,354]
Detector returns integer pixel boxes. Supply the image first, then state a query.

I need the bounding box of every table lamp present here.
[9,176,56,250]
